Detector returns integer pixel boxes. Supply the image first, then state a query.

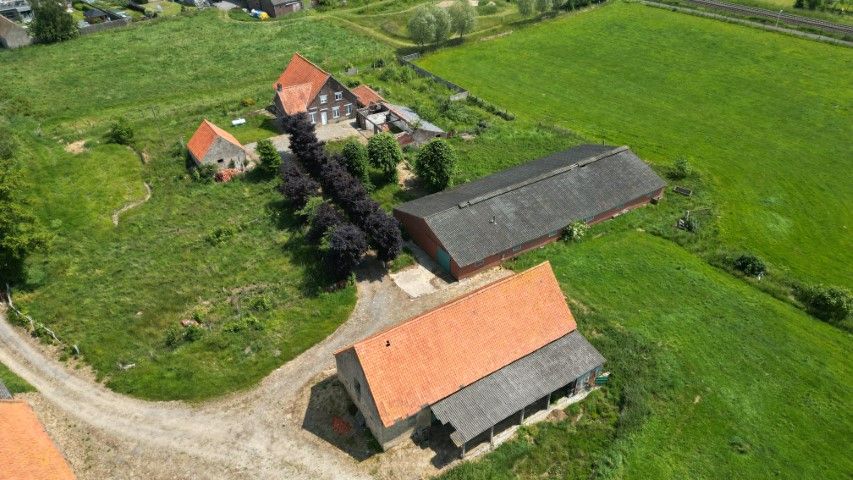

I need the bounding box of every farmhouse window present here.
[333,106,340,118]
[334,91,343,101]
[345,104,352,115]
[320,94,328,104]
[308,112,317,124]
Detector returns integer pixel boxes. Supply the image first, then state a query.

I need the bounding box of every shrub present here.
[323,223,368,282]
[535,0,552,13]
[164,326,182,347]
[796,284,852,324]
[107,118,135,145]
[183,324,204,342]
[296,195,326,221]
[31,0,77,44]
[364,211,403,262]
[194,163,218,183]
[414,138,456,191]
[733,253,766,277]
[563,220,589,242]
[241,97,256,107]
[518,0,534,15]
[367,132,403,182]
[340,139,372,189]
[307,203,344,243]
[280,158,320,210]
[670,157,691,180]
[255,138,280,177]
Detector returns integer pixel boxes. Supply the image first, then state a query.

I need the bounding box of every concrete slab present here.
[390,242,450,298]
[244,120,364,157]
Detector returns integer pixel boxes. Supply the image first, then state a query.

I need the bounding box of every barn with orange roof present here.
[334,261,605,454]
[187,119,247,171]
[0,398,77,479]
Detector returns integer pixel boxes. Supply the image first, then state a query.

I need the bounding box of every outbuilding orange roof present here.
[338,261,576,427]
[0,400,76,480]
[187,119,243,163]
[351,84,385,107]
[273,53,331,115]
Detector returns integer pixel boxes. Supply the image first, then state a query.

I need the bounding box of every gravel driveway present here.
[0,259,510,479]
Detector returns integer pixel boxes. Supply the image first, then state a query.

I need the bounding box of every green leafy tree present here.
[408,6,436,46]
[670,156,692,180]
[535,0,552,14]
[415,139,456,191]
[255,139,280,177]
[449,0,477,38]
[432,6,452,44]
[30,0,77,44]
[517,0,535,16]
[341,139,372,189]
[0,164,49,283]
[563,220,589,242]
[367,133,403,182]
[107,118,134,146]
[797,285,852,324]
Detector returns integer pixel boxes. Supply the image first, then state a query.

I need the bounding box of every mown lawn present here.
[0,11,387,400]
[0,362,34,395]
[443,231,852,479]
[419,2,853,288]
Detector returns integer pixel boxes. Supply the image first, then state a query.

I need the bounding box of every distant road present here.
[682,0,853,37]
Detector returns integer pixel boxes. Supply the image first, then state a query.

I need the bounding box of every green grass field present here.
[443,231,852,479]
[0,362,34,395]
[0,11,386,400]
[419,2,853,288]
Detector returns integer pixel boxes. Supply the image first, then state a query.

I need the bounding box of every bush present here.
[241,97,256,107]
[255,139,280,177]
[669,157,691,180]
[364,211,403,262]
[107,118,135,146]
[414,138,456,191]
[340,139,372,189]
[31,0,77,44]
[280,158,320,210]
[563,220,589,242]
[164,326,182,347]
[194,163,218,183]
[367,132,403,182]
[733,253,766,277]
[323,223,368,282]
[307,203,344,243]
[296,196,326,221]
[183,324,204,342]
[796,284,852,324]
[518,0,534,15]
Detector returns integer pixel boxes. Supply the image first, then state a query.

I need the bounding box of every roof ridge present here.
[453,145,629,211]
[292,52,331,76]
[345,262,557,353]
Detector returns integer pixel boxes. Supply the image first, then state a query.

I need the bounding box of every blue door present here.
[436,248,451,273]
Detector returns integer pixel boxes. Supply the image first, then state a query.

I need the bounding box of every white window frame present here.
[319,94,328,104]
[332,106,340,119]
[345,103,353,116]
[308,111,317,124]
[334,91,343,101]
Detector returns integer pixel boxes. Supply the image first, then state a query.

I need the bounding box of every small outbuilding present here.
[187,119,247,171]
[394,145,666,279]
[247,0,301,17]
[335,262,605,453]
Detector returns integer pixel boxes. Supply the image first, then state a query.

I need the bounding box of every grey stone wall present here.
[0,15,31,49]
[200,138,246,170]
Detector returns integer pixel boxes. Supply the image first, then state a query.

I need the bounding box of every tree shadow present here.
[301,374,381,462]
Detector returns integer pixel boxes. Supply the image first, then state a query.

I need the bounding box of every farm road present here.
[0,260,510,479]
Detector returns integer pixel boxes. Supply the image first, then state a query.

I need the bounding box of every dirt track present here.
[0,260,510,479]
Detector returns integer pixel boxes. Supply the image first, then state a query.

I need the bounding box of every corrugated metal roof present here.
[394,145,666,267]
[431,330,605,446]
[0,380,11,399]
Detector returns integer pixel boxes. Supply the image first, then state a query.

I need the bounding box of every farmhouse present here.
[247,0,302,18]
[335,262,605,454]
[0,399,77,479]
[272,53,361,126]
[187,119,247,171]
[394,145,666,278]
[0,14,30,49]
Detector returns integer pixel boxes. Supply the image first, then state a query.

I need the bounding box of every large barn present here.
[393,145,666,279]
[335,262,605,454]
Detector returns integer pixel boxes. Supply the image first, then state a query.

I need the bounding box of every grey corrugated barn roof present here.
[394,145,666,268]
[431,330,605,446]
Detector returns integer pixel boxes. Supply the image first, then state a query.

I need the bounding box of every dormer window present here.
[320,94,328,104]
[334,91,343,101]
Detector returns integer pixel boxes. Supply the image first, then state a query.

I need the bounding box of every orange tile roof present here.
[351,84,385,107]
[0,400,76,480]
[187,119,243,163]
[272,53,330,115]
[338,261,576,427]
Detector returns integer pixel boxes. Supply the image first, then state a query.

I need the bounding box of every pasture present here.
[419,2,853,287]
[443,231,853,479]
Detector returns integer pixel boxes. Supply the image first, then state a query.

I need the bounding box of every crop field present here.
[419,2,853,288]
[443,231,852,479]
[0,12,386,400]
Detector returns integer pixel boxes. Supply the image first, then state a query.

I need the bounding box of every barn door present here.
[436,248,451,274]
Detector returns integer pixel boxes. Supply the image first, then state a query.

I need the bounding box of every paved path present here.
[0,260,510,479]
